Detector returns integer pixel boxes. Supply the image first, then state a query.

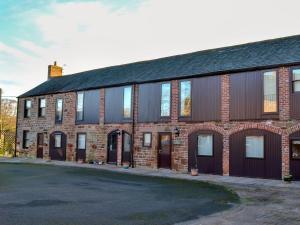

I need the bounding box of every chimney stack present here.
[48,61,62,79]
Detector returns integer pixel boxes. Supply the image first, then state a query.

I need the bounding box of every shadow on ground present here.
[0,163,239,225]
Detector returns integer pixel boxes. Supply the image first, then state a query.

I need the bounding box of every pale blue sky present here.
[1,0,300,97]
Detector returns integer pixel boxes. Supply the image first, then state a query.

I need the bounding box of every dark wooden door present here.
[230,129,281,179]
[122,132,131,164]
[188,130,223,175]
[290,131,300,180]
[158,133,171,169]
[37,133,44,159]
[107,132,118,164]
[49,132,66,161]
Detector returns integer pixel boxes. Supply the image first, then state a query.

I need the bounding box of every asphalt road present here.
[0,163,238,225]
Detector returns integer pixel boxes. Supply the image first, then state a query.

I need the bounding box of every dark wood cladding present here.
[229,129,281,179]
[290,67,300,119]
[291,92,300,119]
[289,131,300,180]
[105,86,132,123]
[77,90,100,124]
[188,130,223,175]
[191,76,221,121]
[179,76,221,122]
[138,83,169,122]
[230,70,279,121]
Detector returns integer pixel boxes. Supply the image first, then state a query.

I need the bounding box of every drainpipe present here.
[14,98,19,157]
[131,84,136,168]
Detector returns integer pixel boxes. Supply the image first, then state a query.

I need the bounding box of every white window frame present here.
[180,80,191,117]
[54,134,62,148]
[160,83,171,117]
[39,98,46,117]
[24,100,32,118]
[291,139,300,159]
[123,86,132,118]
[55,99,63,123]
[263,71,277,113]
[143,133,152,147]
[245,136,264,159]
[77,133,86,150]
[197,134,213,156]
[292,69,300,93]
[76,92,84,121]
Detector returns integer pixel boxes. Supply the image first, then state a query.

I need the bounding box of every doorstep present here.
[1,157,300,189]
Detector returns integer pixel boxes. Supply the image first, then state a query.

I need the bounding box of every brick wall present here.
[16,66,300,179]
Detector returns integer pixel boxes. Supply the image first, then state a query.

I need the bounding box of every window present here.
[263,71,277,113]
[143,133,152,147]
[123,133,131,152]
[123,86,132,118]
[197,135,213,156]
[161,83,171,117]
[77,133,86,150]
[55,99,63,123]
[76,92,84,121]
[38,98,46,117]
[291,140,300,159]
[292,69,300,92]
[180,81,191,117]
[24,100,31,118]
[23,131,29,149]
[246,136,264,158]
[54,134,62,148]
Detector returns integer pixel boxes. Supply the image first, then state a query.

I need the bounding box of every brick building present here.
[16,35,300,180]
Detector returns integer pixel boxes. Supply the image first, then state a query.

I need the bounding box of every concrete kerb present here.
[1,157,300,190]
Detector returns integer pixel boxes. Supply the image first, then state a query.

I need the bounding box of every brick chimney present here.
[48,61,62,79]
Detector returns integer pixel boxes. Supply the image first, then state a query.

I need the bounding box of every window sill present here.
[245,157,265,160]
[197,155,213,157]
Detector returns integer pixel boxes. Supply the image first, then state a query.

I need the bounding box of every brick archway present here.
[188,124,225,137]
[229,123,283,136]
[287,124,300,135]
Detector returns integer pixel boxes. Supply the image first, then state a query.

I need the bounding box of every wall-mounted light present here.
[174,127,180,137]
[116,129,122,136]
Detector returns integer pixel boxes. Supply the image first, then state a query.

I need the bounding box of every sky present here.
[1,0,300,97]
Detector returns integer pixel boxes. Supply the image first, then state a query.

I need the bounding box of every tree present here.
[0,98,17,156]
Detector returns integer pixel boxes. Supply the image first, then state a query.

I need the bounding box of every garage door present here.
[188,130,223,175]
[230,129,281,179]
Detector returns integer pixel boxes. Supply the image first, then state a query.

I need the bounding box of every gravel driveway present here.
[180,184,300,225]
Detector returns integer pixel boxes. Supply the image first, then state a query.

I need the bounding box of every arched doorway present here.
[49,131,66,161]
[107,130,118,164]
[230,129,281,179]
[122,131,132,165]
[290,130,300,180]
[188,130,223,175]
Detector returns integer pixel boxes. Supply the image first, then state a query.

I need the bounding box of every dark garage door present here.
[188,130,223,175]
[290,130,300,180]
[230,129,281,179]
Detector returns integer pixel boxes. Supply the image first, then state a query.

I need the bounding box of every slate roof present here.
[20,35,300,98]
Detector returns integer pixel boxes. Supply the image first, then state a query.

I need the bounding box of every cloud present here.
[0,80,20,86]
[0,42,33,61]
[1,0,300,97]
